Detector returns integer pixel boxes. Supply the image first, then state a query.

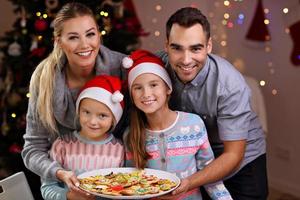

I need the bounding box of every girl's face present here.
[57,15,100,77]
[79,98,114,141]
[131,73,172,115]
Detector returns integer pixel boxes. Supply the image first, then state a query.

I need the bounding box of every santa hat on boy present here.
[76,75,124,124]
[122,49,172,91]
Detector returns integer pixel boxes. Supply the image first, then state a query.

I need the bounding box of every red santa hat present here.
[76,75,124,124]
[122,49,172,91]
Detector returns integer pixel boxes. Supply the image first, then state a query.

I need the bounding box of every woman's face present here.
[57,15,100,77]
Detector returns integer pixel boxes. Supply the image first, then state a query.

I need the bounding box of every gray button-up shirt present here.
[157,52,266,176]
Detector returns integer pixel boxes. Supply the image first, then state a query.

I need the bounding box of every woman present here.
[21,2,126,198]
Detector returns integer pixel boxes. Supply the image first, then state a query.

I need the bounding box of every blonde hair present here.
[29,2,96,134]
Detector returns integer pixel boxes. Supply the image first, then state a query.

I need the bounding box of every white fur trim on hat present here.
[122,56,133,69]
[111,90,124,103]
[128,62,172,91]
[76,87,123,124]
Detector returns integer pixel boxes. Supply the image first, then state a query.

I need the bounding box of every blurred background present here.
[0,0,299,199]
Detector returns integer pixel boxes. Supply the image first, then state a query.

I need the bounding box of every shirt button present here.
[161,158,166,163]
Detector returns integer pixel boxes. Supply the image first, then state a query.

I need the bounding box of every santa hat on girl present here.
[76,75,124,124]
[122,49,172,91]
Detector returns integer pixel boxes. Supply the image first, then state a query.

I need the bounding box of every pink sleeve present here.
[50,139,66,167]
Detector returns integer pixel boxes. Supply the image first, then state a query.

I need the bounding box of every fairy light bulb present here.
[224,1,230,6]
[283,8,288,14]
[155,5,162,11]
[154,31,160,36]
[26,93,31,98]
[260,80,266,86]
[11,113,17,118]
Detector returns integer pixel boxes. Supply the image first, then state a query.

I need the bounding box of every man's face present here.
[165,23,212,84]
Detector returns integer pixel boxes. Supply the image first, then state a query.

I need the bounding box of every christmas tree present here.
[0,0,146,197]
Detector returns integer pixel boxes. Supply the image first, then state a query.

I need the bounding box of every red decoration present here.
[34,19,48,32]
[289,21,300,66]
[9,143,22,154]
[246,0,270,42]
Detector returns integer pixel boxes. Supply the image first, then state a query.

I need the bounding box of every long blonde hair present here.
[29,2,96,134]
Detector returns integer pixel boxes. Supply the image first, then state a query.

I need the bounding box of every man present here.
[157,7,268,200]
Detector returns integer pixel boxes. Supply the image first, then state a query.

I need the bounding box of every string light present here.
[101,30,106,35]
[42,14,48,19]
[154,31,160,36]
[224,13,230,19]
[38,35,43,40]
[227,22,234,28]
[282,8,289,14]
[272,89,278,95]
[224,1,230,7]
[285,28,290,34]
[11,113,17,118]
[220,40,227,46]
[260,80,266,86]
[26,93,31,98]
[155,5,162,11]
[264,8,269,14]
[264,19,270,25]
[36,12,41,17]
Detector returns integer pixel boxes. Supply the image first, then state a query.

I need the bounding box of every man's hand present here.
[156,178,190,200]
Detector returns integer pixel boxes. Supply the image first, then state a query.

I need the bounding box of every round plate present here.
[77,167,181,199]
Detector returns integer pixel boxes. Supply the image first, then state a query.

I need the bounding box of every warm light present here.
[36,12,41,17]
[224,13,230,19]
[38,35,43,40]
[285,28,290,34]
[155,5,162,11]
[26,93,31,98]
[264,8,269,14]
[265,46,271,52]
[268,62,273,67]
[220,40,227,46]
[260,80,266,86]
[224,1,230,6]
[264,19,270,25]
[272,89,278,95]
[43,14,48,19]
[11,113,17,118]
[222,20,228,25]
[154,31,160,36]
[101,30,106,35]
[283,8,289,14]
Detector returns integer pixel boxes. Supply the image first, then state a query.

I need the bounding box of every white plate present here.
[77,167,181,199]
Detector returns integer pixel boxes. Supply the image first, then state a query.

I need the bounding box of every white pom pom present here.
[122,57,133,69]
[111,91,124,103]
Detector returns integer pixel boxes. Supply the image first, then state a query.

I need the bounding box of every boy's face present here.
[165,23,212,84]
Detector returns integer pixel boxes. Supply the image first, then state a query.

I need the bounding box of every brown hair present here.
[127,105,150,169]
[166,7,211,41]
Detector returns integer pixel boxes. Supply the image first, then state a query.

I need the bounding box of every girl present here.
[123,50,232,200]
[41,75,125,200]
[22,2,126,196]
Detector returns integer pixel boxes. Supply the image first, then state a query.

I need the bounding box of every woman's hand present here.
[67,190,96,200]
[56,169,82,192]
[154,178,190,200]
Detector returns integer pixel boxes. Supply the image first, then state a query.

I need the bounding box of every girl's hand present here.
[56,169,81,192]
[67,190,96,200]
[156,178,190,200]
